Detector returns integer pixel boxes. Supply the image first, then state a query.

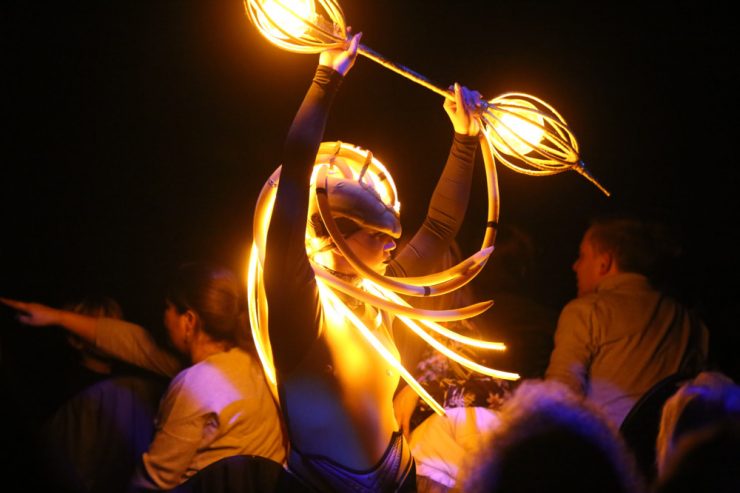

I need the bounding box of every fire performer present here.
[262,32,483,492]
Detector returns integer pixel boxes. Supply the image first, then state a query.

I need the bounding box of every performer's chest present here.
[320,305,400,398]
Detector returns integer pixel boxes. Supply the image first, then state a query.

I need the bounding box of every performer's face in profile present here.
[343,228,397,274]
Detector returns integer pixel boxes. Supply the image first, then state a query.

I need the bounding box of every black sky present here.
[3,1,738,374]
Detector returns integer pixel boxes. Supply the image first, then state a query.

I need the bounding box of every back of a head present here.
[464,380,643,493]
[587,216,657,275]
[656,371,740,476]
[66,295,123,319]
[165,262,249,349]
[586,214,681,285]
[656,420,740,493]
[63,295,124,364]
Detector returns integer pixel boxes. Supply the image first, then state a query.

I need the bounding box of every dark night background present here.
[1,0,738,466]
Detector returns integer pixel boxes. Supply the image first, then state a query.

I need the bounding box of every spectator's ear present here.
[183,309,199,339]
[599,251,615,275]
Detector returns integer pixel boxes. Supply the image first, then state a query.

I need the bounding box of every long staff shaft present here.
[359,43,610,196]
[358,44,453,100]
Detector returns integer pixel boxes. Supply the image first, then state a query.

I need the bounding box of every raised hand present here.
[0,297,61,327]
[319,30,362,76]
[443,83,483,136]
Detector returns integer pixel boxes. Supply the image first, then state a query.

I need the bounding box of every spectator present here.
[545,214,709,427]
[655,371,740,477]
[655,420,740,493]
[1,262,285,490]
[34,294,170,493]
[462,379,644,493]
[1,294,126,429]
[59,295,125,397]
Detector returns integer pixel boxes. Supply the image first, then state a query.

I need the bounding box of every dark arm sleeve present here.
[263,66,343,374]
[387,133,479,277]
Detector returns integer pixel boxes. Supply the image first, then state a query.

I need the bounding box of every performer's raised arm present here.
[263,33,361,373]
[388,83,483,277]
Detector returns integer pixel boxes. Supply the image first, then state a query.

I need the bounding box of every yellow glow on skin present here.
[318,285,369,377]
[317,282,446,415]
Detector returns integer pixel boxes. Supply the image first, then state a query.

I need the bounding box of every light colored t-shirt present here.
[95,318,286,489]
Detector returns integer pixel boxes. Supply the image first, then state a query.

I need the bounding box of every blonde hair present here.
[655,371,740,476]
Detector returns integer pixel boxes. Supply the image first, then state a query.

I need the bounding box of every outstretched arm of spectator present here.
[2,297,182,377]
[2,297,97,341]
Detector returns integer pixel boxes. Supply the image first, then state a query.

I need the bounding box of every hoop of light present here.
[310,140,501,298]
[247,141,519,413]
[243,0,609,196]
[250,141,498,310]
[313,142,501,298]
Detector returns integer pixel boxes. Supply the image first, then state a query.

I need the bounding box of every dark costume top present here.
[264,65,478,492]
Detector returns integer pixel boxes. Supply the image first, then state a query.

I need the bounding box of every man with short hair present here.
[545,216,709,428]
